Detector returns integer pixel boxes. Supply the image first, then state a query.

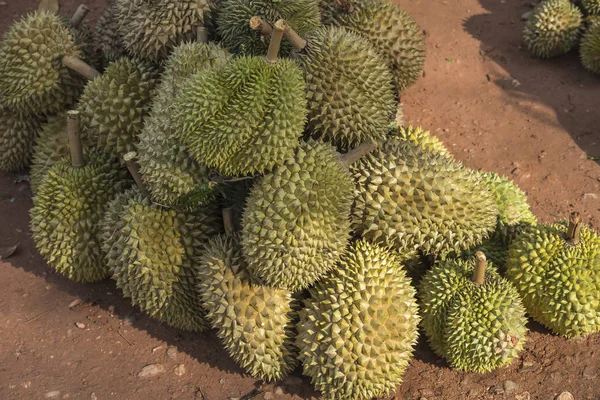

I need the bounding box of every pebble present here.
[91,393,97,400]
[137,364,165,378]
[167,346,178,361]
[75,322,85,329]
[521,11,532,20]
[516,392,531,400]
[582,193,598,200]
[174,364,186,376]
[219,378,225,385]
[274,387,284,395]
[503,380,518,394]
[582,365,597,379]
[45,392,60,398]
[108,305,115,314]
[489,385,504,395]
[520,360,535,371]
[555,392,574,400]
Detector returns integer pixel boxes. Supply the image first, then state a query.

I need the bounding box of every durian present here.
[137,41,231,207]
[0,106,42,172]
[582,0,600,15]
[419,252,528,372]
[581,22,600,73]
[77,57,158,156]
[93,2,126,66]
[351,138,498,256]
[297,240,420,400]
[506,212,600,338]
[62,5,100,69]
[523,0,582,58]
[389,125,450,158]
[30,111,130,283]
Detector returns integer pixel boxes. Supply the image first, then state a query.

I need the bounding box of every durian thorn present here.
[566,212,582,245]
[472,251,486,286]
[62,56,100,80]
[123,152,149,197]
[66,110,85,168]
[266,19,286,63]
[196,26,208,43]
[70,5,90,28]
[249,16,273,36]
[340,141,377,167]
[222,208,235,235]
[280,21,307,51]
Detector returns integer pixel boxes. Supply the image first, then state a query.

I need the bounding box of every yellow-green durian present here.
[389,125,450,158]
[93,3,126,66]
[581,22,600,73]
[0,106,42,172]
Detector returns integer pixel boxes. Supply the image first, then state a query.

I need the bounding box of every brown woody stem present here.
[266,19,286,63]
[281,21,307,51]
[67,110,85,168]
[222,208,235,235]
[123,152,149,197]
[340,141,377,167]
[62,56,101,80]
[196,26,208,43]
[70,5,90,28]
[472,251,486,286]
[250,16,273,35]
[566,212,582,245]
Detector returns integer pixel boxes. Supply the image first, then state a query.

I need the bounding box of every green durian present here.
[173,44,307,176]
[115,0,210,61]
[582,0,600,15]
[0,106,42,172]
[289,25,397,150]
[93,3,126,66]
[77,57,158,156]
[0,11,86,115]
[297,240,420,400]
[389,125,450,158]
[581,22,600,73]
[506,213,600,338]
[320,0,425,92]
[523,0,582,58]
[351,138,498,256]
[419,253,528,372]
[198,233,297,380]
[241,139,355,291]
[217,0,321,56]
[137,42,231,207]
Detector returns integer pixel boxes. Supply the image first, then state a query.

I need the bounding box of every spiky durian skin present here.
[0,107,41,172]
[506,222,600,338]
[582,0,600,15]
[77,57,158,156]
[297,240,420,400]
[101,191,223,331]
[173,56,307,177]
[0,11,86,115]
[30,151,130,283]
[419,257,527,372]
[241,140,353,291]
[115,0,210,61]
[93,3,126,66]
[523,0,582,58]
[198,235,297,381]
[217,0,321,56]
[293,26,396,150]
[351,139,498,256]
[389,125,450,158]
[138,42,231,207]
[581,23,600,73]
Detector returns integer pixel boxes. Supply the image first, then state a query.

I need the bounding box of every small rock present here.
[75,322,85,329]
[521,11,532,20]
[219,378,225,385]
[511,79,521,87]
[516,392,531,400]
[45,392,60,398]
[90,393,97,400]
[166,346,178,361]
[555,392,574,400]
[582,193,598,200]
[68,299,82,309]
[274,387,284,395]
[137,364,165,379]
[582,365,597,379]
[108,305,115,314]
[174,364,186,376]
[489,385,504,395]
[263,392,273,400]
[21,381,31,389]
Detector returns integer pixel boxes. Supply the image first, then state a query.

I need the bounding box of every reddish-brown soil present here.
[1,0,599,399]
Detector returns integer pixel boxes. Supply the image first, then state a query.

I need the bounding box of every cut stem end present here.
[67,110,85,168]
[196,26,208,43]
[566,212,582,246]
[472,251,486,286]
[265,19,286,63]
[70,5,90,28]
[250,16,273,35]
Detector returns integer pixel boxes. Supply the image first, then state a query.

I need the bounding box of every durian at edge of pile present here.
[1,0,600,399]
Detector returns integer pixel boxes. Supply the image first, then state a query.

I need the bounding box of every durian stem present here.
[250,16,273,35]
[123,152,149,197]
[222,208,235,235]
[340,141,377,167]
[566,212,582,245]
[67,110,85,168]
[472,251,486,286]
[70,5,90,28]
[265,19,286,63]
[62,56,100,80]
[281,22,308,51]
[196,26,208,43]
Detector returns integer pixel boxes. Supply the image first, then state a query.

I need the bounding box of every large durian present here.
[523,0,583,58]
[419,252,528,372]
[0,106,42,172]
[137,41,231,207]
[217,0,321,56]
[351,138,498,256]
[242,139,363,291]
[297,240,420,400]
[77,57,158,156]
[506,213,600,338]
[93,2,126,66]
[115,0,210,60]
[285,24,397,150]
[30,112,130,283]
[581,22,600,73]
[319,0,425,92]
[390,125,450,158]
[173,26,307,176]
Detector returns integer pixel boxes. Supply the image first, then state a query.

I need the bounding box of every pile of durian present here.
[523,0,600,74]
[1,1,599,398]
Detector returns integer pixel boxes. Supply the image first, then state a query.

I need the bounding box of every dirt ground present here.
[1,0,599,399]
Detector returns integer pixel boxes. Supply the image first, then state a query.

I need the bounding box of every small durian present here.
[389,125,450,158]
[77,57,158,156]
[241,139,369,291]
[284,24,397,150]
[581,22,600,73]
[523,0,583,58]
[419,252,528,372]
[0,106,42,172]
[506,212,600,338]
[217,0,321,56]
[115,0,210,60]
[93,2,126,66]
[297,240,420,400]
[137,41,231,207]
[173,24,307,176]
[30,111,130,283]
[351,138,498,256]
